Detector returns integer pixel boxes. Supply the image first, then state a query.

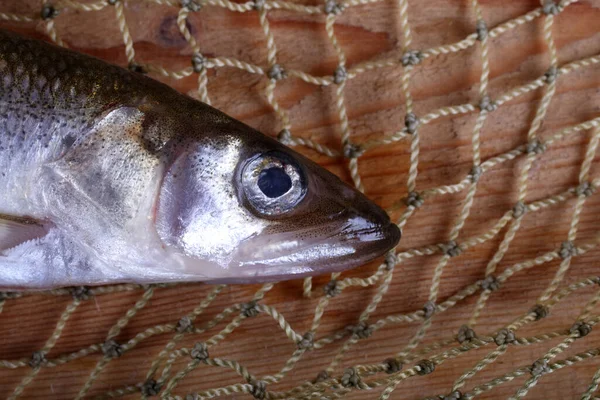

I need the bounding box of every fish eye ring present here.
[241,151,307,216]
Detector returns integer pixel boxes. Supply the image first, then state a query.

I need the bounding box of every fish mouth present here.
[223,212,401,283]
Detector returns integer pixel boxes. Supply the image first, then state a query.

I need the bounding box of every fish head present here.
[153,108,400,283]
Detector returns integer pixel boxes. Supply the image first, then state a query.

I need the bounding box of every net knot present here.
[544,66,558,84]
[542,0,561,15]
[475,19,488,41]
[313,370,330,383]
[253,0,265,10]
[416,359,435,375]
[297,332,314,350]
[324,0,344,15]
[141,379,162,396]
[530,304,549,321]
[176,316,194,333]
[341,367,361,387]
[512,201,528,218]
[190,342,209,361]
[107,0,119,5]
[457,325,476,344]
[442,391,463,400]
[70,286,92,301]
[494,328,516,346]
[333,65,347,84]
[267,64,286,80]
[404,112,420,134]
[478,96,497,112]
[384,358,403,374]
[277,129,292,145]
[102,339,123,358]
[181,0,202,12]
[405,191,424,208]
[185,394,199,400]
[570,321,592,338]
[422,301,436,319]
[480,275,500,291]
[192,53,205,72]
[41,4,59,20]
[348,322,373,339]
[441,241,462,257]
[128,63,146,74]
[469,165,483,183]
[576,181,594,197]
[343,142,364,159]
[28,351,47,368]
[558,241,577,259]
[0,291,16,301]
[324,280,341,297]
[241,301,260,317]
[401,50,422,66]
[530,359,551,376]
[249,380,267,399]
[526,139,546,155]
[384,251,398,270]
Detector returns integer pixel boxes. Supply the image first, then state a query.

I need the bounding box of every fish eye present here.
[258,167,292,198]
[241,151,307,216]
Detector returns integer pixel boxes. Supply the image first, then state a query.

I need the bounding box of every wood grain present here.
[1,0,600,399]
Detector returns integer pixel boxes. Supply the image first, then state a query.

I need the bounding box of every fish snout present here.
[330,189,401,268]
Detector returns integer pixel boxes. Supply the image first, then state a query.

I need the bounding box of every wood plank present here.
[1,0,600,399]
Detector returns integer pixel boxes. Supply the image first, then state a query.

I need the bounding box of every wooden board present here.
[1,0,600,399]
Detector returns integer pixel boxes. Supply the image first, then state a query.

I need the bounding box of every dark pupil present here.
[257,167,292,198]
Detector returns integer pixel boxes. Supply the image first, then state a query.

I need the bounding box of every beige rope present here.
[1,0,599,399]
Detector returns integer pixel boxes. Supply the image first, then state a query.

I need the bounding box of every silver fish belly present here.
[0,30,400,289]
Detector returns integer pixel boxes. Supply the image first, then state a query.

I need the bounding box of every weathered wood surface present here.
[1,0,600,399]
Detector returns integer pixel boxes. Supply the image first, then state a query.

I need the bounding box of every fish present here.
[0,29,400,289]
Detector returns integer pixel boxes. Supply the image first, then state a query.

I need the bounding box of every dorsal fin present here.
[0,214,49,252]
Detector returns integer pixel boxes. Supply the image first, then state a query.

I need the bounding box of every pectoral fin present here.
[0,215,49,252]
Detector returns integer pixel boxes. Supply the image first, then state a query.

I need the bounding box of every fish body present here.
[0,30,400,289]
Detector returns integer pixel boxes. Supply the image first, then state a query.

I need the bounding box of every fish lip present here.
[227,214,400,278]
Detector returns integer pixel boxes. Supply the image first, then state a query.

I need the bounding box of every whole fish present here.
[0,30,400,289]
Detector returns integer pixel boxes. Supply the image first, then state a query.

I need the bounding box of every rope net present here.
[1,0,600,398]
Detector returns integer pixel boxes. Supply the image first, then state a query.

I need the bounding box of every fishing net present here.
[1,0,600,398]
